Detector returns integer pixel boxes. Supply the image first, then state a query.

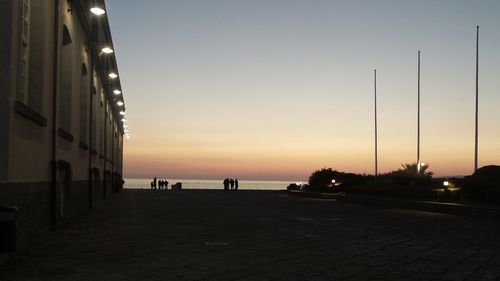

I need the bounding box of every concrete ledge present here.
[288,190,500,219]
[14,101,47,127]
[287,190,338,200]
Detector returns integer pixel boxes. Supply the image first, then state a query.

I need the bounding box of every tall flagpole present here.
[474,26,479,172]
[417,51,421,171]
[374,69,378,182]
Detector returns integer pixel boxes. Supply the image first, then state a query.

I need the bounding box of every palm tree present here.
[399,163,433,177]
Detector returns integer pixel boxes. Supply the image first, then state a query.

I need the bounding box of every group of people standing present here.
[151,177,169,189]
[223,178,239,191]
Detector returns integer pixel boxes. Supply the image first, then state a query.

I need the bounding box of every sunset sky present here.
[106,0,500,180]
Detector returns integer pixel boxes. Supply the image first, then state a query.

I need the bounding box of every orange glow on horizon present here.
[108,1,500,180]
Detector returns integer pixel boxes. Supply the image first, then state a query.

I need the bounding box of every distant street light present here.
[113,89,121,95]
[108,72,118,79]
[117,101,124,106]
[443,181,449,187]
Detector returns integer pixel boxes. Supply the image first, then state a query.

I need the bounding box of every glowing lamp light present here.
[101,47,114,54]
[108,73,118,79]
[443,181,449,187]
[113,90,122,95]
[90,7,106,15]
[119,111,125,115]
[331,179,336,184]
[117,101,124,106]
[420,162,426,166]
[121,118,126,122]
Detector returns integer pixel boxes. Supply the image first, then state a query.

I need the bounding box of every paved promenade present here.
[1,189,500,281]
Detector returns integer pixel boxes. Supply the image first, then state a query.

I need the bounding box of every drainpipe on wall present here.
[119,134,123,179]
[112,123,115,191]
[50,0,60,231]
[88,14,95,209]
[102,99,106,198]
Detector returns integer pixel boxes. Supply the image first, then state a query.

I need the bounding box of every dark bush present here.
[308,168,337,187]
[462,165,500,204]
[390,172,413,186]
[307,168,368,192]
[287,183,301,191]
[384,163,433,187]
[414,175,432,186]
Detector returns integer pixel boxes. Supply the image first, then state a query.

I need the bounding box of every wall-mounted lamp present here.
[101,47,114,54]
[90,7,106,15]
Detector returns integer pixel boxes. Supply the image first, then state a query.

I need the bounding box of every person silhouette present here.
[164,179,169,189]
[235,179,239,190]
[223,178,229,191]
[154,177,157,189]
[230,178,234,190]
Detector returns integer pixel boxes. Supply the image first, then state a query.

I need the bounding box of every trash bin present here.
[0,206,18,253]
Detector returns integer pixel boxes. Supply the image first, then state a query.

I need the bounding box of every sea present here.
[124,178,302,191]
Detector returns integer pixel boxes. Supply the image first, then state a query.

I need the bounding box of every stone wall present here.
[0,181,51,249]
[92,180,105,207]
[0,179,107,250]
[0,0,12,181]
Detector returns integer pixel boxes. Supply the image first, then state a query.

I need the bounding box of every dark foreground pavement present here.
[1,190,500,281]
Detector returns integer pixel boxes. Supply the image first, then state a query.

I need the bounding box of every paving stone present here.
[0,190,499,281]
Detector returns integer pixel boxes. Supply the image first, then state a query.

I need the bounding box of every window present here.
[80,63,88,143]
[99,89,105,152]
[58,24,73,132]
[91,86,97,149]
[100,88,104,107]
[17,0,30,102]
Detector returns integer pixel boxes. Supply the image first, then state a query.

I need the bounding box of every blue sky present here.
[106,0,500,179]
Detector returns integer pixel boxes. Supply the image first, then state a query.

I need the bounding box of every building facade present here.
[0,0,126,248]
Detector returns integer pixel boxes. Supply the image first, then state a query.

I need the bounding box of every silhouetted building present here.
[0,0,126,248]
